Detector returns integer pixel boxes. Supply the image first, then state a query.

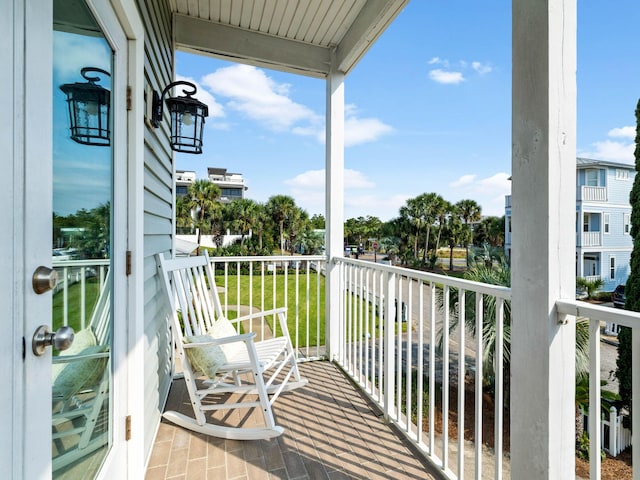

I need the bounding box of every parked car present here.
[612,284,626,308]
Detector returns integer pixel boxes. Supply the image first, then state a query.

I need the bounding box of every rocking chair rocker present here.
[156,251,308,440]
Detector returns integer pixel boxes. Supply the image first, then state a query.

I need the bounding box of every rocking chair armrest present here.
[234,307,291,338]
[183,332,256,348]
[234,307,287,323]
[53,351,110,364]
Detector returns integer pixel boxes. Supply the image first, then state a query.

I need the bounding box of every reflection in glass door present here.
[52,1,113,477]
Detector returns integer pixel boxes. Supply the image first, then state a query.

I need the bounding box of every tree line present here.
[176,180,325,256]
[177,179,504,265]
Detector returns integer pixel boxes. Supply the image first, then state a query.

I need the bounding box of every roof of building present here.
[576,157,635,170]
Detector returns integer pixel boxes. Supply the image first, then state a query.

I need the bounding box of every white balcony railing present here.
[160,253,636,479]
[207,255,327,361]
[579,186,607,202]
[583,274,602,284]
[557,300,640,479]
[334,257,511,479]
[52,259,110,330]
[580,231,602,247]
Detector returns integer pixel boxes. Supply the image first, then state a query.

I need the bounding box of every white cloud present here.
[284,168,375,190]
[428,69,465,85]
[472,61,492,74]
[292,105,393,146]
[449,172,512,216]
[344,193,410,221]
[196,65,392,147]
[427,57,493,84]
[283,168,407,220]
[200,64,319,131]
[608,126,635,138]
[578,126,635,163]
[579,140,634,163]
[53,32,111,83]
[175,75,225,119]
[345,116,394,147]
[449,174,476,188]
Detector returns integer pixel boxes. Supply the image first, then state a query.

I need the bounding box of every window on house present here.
[585,169,600,186]
[583,213,589,232]
[624,213,631,234]
[610,256,616,280]
[616,169,630,180]
[604,213,610,234]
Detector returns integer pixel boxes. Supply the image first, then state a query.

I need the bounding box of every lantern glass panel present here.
[60,74,111,146]
[165,96,207,154]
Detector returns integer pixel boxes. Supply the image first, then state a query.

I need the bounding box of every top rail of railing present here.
[556,298,640,329]
[335,256,512,300]
[52,259,110,268]
[207,254,326,263]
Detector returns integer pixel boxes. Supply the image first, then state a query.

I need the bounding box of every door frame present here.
[2,0,144,477]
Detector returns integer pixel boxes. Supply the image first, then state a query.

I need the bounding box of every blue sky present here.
[175,1,640,221]
[53,31,112,216]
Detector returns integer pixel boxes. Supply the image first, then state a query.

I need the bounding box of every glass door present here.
[51,1,113,476]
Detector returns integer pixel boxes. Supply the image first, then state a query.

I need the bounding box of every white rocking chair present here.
[51,270,111,472]
[156,251,308,440]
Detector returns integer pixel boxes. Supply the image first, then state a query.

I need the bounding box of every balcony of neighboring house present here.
[139,254,637,480]
[579,213,603,247]
[578,185,608,202]
[580,231,603,247]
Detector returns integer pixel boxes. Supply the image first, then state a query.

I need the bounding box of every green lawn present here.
[215,272,326,346]
[215,271,408,347]
[52,278,101,332]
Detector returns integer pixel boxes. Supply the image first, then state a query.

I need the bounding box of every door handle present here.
[33,266,59,294]
[32,325,75,356]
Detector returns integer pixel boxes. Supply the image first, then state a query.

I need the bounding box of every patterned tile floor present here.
[145,361,442,480]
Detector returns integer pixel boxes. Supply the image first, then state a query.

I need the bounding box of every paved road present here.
[395,276,620,393]
[352,256,620,393]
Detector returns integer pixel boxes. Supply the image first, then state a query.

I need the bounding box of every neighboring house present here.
[207,167,248,203]
[175,169,196,197]
[176,168,247,202]
[505,157,635,291]
[176,167,249,245]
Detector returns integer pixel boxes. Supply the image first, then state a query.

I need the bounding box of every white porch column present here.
[511,1,577,478]
[577,249,584,278]
[325,62,345,360]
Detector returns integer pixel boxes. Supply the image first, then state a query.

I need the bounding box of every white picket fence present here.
[583,406,632,457]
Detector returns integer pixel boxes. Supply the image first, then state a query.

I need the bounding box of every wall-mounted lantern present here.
[60,67,111,146]
[151,81,208,154]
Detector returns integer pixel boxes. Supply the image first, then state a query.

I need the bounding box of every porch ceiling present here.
[171,0,409,78]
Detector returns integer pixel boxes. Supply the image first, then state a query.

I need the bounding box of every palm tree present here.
[433,198,452,257]
[456,199,482,266]
[286,207,309,255]
[576,276,604,300]
[295,229,324,255]
[227,198,258,247]
[186,180,221,254]
[400,199,423,259]
[266,195,296,254]
[475,216,505,247]
[364,215,383,249]
[437,263,590,387]
[378,236,400,264]
[175,195,193,231]
[444,215,469,271]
